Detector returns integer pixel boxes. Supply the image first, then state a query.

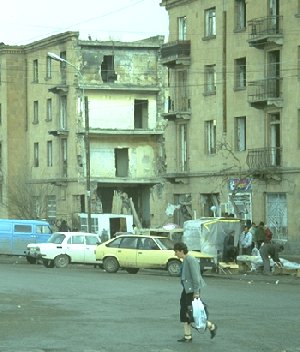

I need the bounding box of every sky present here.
[0,0,169,45]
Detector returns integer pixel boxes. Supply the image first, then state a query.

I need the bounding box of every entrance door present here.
[266,193,287,240]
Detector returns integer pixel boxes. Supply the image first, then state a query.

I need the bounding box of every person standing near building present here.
[255,222,266,249]
[259,243,284,275]
[173,242,217,343]
[239,225,252,255]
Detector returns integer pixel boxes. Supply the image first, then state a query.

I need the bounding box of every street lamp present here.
[48,52,92,233]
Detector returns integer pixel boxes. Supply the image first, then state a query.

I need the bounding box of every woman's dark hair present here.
[174,242,188,254]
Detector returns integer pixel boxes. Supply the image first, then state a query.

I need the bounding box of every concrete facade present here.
[0,32,168,230]
[160,0,300,246]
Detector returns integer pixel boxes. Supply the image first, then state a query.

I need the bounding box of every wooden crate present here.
[218,262,240,274]
[274,267,300,276]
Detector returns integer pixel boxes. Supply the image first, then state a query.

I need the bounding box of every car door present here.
[84,235,99,263]
[65,235,85,262]
[136,237,166,269]
[116,237,138,267]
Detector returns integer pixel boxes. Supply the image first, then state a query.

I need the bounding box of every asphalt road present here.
[0,257,300,352]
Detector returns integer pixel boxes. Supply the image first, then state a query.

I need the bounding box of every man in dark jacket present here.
[259,243,284,275]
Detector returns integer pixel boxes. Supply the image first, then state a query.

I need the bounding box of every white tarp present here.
[182,217,242,258]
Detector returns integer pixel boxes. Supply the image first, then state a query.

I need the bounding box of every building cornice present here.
[160,0,196,10]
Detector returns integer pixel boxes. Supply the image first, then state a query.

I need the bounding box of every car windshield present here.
[154,237,174,250]
[48,233,66,244]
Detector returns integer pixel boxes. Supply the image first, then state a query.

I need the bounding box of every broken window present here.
[174,194,192,226]
[115,148,129,177]
[200,193,220,217]
[101,55,117,83]
[134,100,148,128]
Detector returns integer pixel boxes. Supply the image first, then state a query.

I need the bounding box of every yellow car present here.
[95,234,215,276]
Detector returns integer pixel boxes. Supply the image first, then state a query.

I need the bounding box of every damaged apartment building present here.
[160,0,300,246]
[0,31,169,229]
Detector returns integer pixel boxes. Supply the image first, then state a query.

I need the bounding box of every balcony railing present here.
[248,16,283,47]
[246,147,282,170]
[247,77,282,107]
[162,96,191,120]
[161,40,191,66]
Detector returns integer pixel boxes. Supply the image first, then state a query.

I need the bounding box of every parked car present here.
[95,234,215,276]
[26,232,101,268]
[0,219,52,260]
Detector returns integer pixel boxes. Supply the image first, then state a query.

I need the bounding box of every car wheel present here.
[125,268,139,274]
[26,256,37,264]
[167,260,181,276]
[54,254,70,268]
[42,259,54,268]
[103,257,119,273]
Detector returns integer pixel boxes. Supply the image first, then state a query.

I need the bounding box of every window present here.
[46,56,52,79]
[178,16,187,40]
[61,138,67,177]
[71,235,84,245]
[205,120,216,154]
[47,195,56,220]
[134,100,148,129]
[47,141,53,167]
[205,7,216,37]
[268,112,281,166]
[119,237,138,249]
[234,57,246,89]
[174,194,192,226]
[47,98,52,121]
[101,55,116,83]
[175,70,189,111]
[235,116,246,151]
[115,148,129,177]
[14,225,32,233]
[33,101,39,124]
[60,96,67,130]
[178,123,187,172]
[85,235,99,245]
[33,59,38,82]
[60,51,67,82]
[34,143,39,167]
[234,0,246,30]
[204,65,216,95]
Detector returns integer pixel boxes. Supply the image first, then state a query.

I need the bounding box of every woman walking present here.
[174,242,217,342]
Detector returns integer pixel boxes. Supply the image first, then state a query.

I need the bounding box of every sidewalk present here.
[205,268,300,285]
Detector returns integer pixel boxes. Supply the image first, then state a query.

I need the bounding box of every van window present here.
[14,225,32,233]
[36,225,52,234]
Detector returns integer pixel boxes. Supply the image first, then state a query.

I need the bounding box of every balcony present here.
[248,16,283,48]
[246,147,282,172]
[162,96,191,120]
[247,77,283,108]
[161,40,191,67]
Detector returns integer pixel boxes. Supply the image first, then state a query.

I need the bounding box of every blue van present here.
[0,219,52,261]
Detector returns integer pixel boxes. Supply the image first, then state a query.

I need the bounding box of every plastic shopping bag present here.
[192,298,207,332]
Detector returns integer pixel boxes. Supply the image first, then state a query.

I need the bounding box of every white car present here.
[26,232,101,268]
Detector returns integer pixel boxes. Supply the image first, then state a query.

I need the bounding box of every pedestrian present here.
[239,225,252,255]
[250,222,257,249]
[259,242,284,275]
[173,242,217,343]
[222,231,237,262]
[255,221,266,249]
